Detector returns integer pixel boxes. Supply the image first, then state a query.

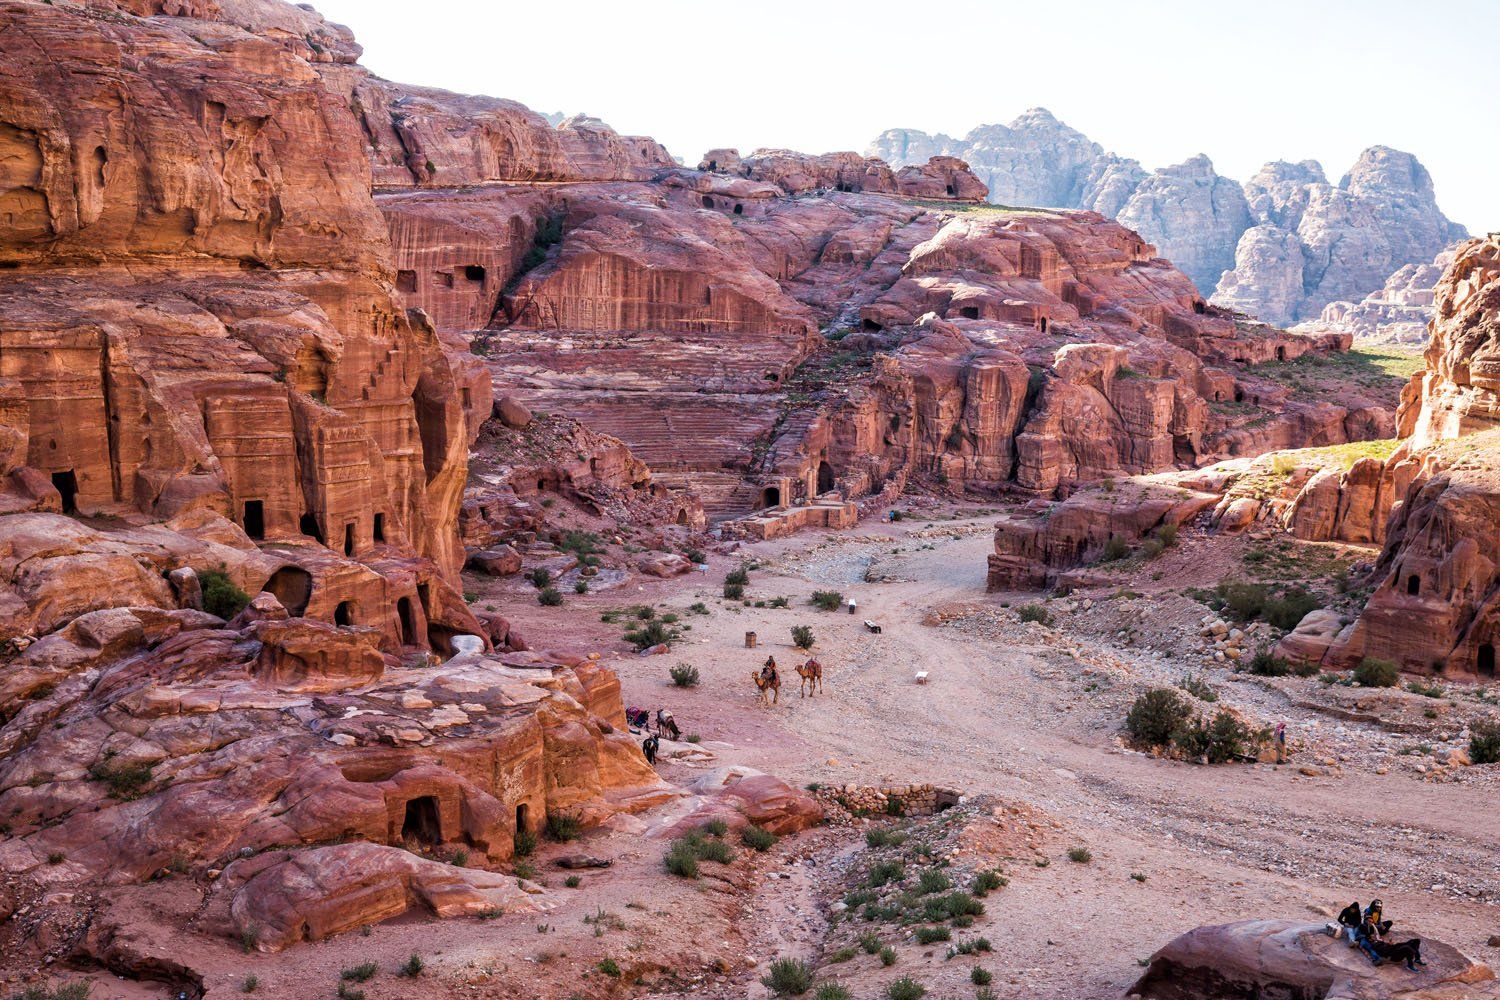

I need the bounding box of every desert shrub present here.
[1246,647,1290,676]
[1355,657,1400,687]
[725,566,750,586]
[565,874,581,888]
[201,569,250,620]
[637,605,656,620]
[1174,711,1251,764]
[341,963,377,983]
[88,756,153,800]
[761,958,813,996]
[867,859,905,887]
[670,663,700,688]
[573,580,589,594]
[558,530,603,557]
[1407,679,1445,698]
[1217,581,1269,622]
[1067,846,1092,863]
[702,818,728,837]
[1263,588,1319,630]
[970,869,1007,895]
[1125,688,1192,746]
[1178,673,1218,701]
[791,625,815,650]
[537,587,563,606]
[741,825,777,851]
[1100,536,1130,562]
[398,954,424,977]
[858,931,882,953]
[1017,603,1051,625]
[689,602,709,614]
[241,976,259,993]
[513,828,537,856]
[810,590,845,612]
[916,869,952,895]
[545,811,582,842]
[664,840,699,878]
[239,924,260,953]
[625,619,674,651]
[1470,720,1500,764]
[814,985,852,1000]
[769,595,790,608]
[923,891,983,922]
[914,925,951,944]
[947,936,992,957]
[528,567,551,588]
[723,582,745,599]
[684,548,706,564]
[1141,538,1165,559]
[972,967,993,985]
[1155,523,1178,547]
[878,945,897,966]
[886,978,925,1000]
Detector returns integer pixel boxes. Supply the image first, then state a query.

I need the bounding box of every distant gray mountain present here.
[869,110,1467,323]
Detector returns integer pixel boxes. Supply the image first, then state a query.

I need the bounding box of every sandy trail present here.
[594,509,1500,997]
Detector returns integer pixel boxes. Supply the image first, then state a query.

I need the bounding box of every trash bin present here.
[745,631,757,648]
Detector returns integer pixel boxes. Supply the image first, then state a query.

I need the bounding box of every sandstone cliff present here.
[869,111,1467,319]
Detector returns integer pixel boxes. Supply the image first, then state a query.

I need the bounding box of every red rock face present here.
[1404,235,1500,446]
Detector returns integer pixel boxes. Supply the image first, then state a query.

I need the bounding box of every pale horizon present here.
[309,0,1495,237]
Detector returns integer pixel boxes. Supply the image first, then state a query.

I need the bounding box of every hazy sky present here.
[310,0,1496,233]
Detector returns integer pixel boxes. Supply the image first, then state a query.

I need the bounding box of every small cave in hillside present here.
[701,195,714,209]
[334,601,354,626]
[817,461,835,494]
[945,184,956,196]
[343,522,357,557]
[1193,299,1206,315]
[959,306,979,320]
[1480,643,1496,678]
[1407,574,1421,596]
[397,596,417,646]
[51,470,77,514]
[373,512,386,543]
[733,203,744,215]
[1276,345,1287,361]
[396,269,418,293]
[242,499,265,540]
[265,565,312,617]
[464,264,486,282]
[760,486,781,509]
[401,796,441,847]
[862,318,883,332]
[676,509,688,525]
[299,512,324,544]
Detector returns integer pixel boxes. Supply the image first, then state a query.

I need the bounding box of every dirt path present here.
[587,507,1500,997]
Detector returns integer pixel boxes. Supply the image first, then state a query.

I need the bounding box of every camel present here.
[753,656,781,705]
[795,658,823,698]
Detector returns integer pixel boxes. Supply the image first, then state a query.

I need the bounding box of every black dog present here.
[1372,936,1425,971]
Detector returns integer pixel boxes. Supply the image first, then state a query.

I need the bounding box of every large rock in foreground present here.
[1130,919,1499,999]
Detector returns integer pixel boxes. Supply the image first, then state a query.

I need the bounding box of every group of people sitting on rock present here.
[626,706,680,766]
[1330,899,1426,970]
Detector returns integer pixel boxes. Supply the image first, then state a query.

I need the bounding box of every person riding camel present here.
[761,656,779,686]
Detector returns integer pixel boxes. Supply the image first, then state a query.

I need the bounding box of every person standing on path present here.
[1275,722,1287,764]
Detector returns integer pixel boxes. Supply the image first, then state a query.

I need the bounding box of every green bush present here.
[1100,536,1130,562]
[810,590,845,612]
[1178,673,1218,701]
[545,811,581,842]
[1246,647,1290,676]
[537,587,563,606]
[341,963,377,983]
[769,595,790,608]
[1155,523,1178,547]
[970,869,1006,895]
[972,967,993,985]
[791,625,815,650]
[670,663,700,688]
[684,548,706,564]
[886,978,925,1000]
[878,945,897,966]
[1017,603,1051,625]
[916,869,951,895]
[725,566,750,586]
[398,954,424,977]
[1354,657,1399,687]
[914,925,950,944]
[1067,846,1092,863]
[1217,581,1269,622]
[528,567,551,588]
[702,818,728,837]
[741,825,777,851]
[1264,588,1319,630]
[513,827,537,856]
[814,985,852,1000]
[597,958,621,978]
[723,582,745,600]
[923,891,983,922]
[761,958,813,996]
[664,840,700,878]
[201,569,250,620]
[1125,688,1192,746]
[625,619,674,651]
[1471,720,1500,764]
[867,859,904,887]
[88,756,154,800]
[573,580,589,594]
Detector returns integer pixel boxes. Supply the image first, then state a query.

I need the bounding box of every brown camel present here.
[795,658,823,697]
[753,656,781,705]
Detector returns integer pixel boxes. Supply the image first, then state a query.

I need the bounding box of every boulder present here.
[1130,919,1499,999]
[495,395,533,429]
[467,545,524,576]
[637,553,693,578]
